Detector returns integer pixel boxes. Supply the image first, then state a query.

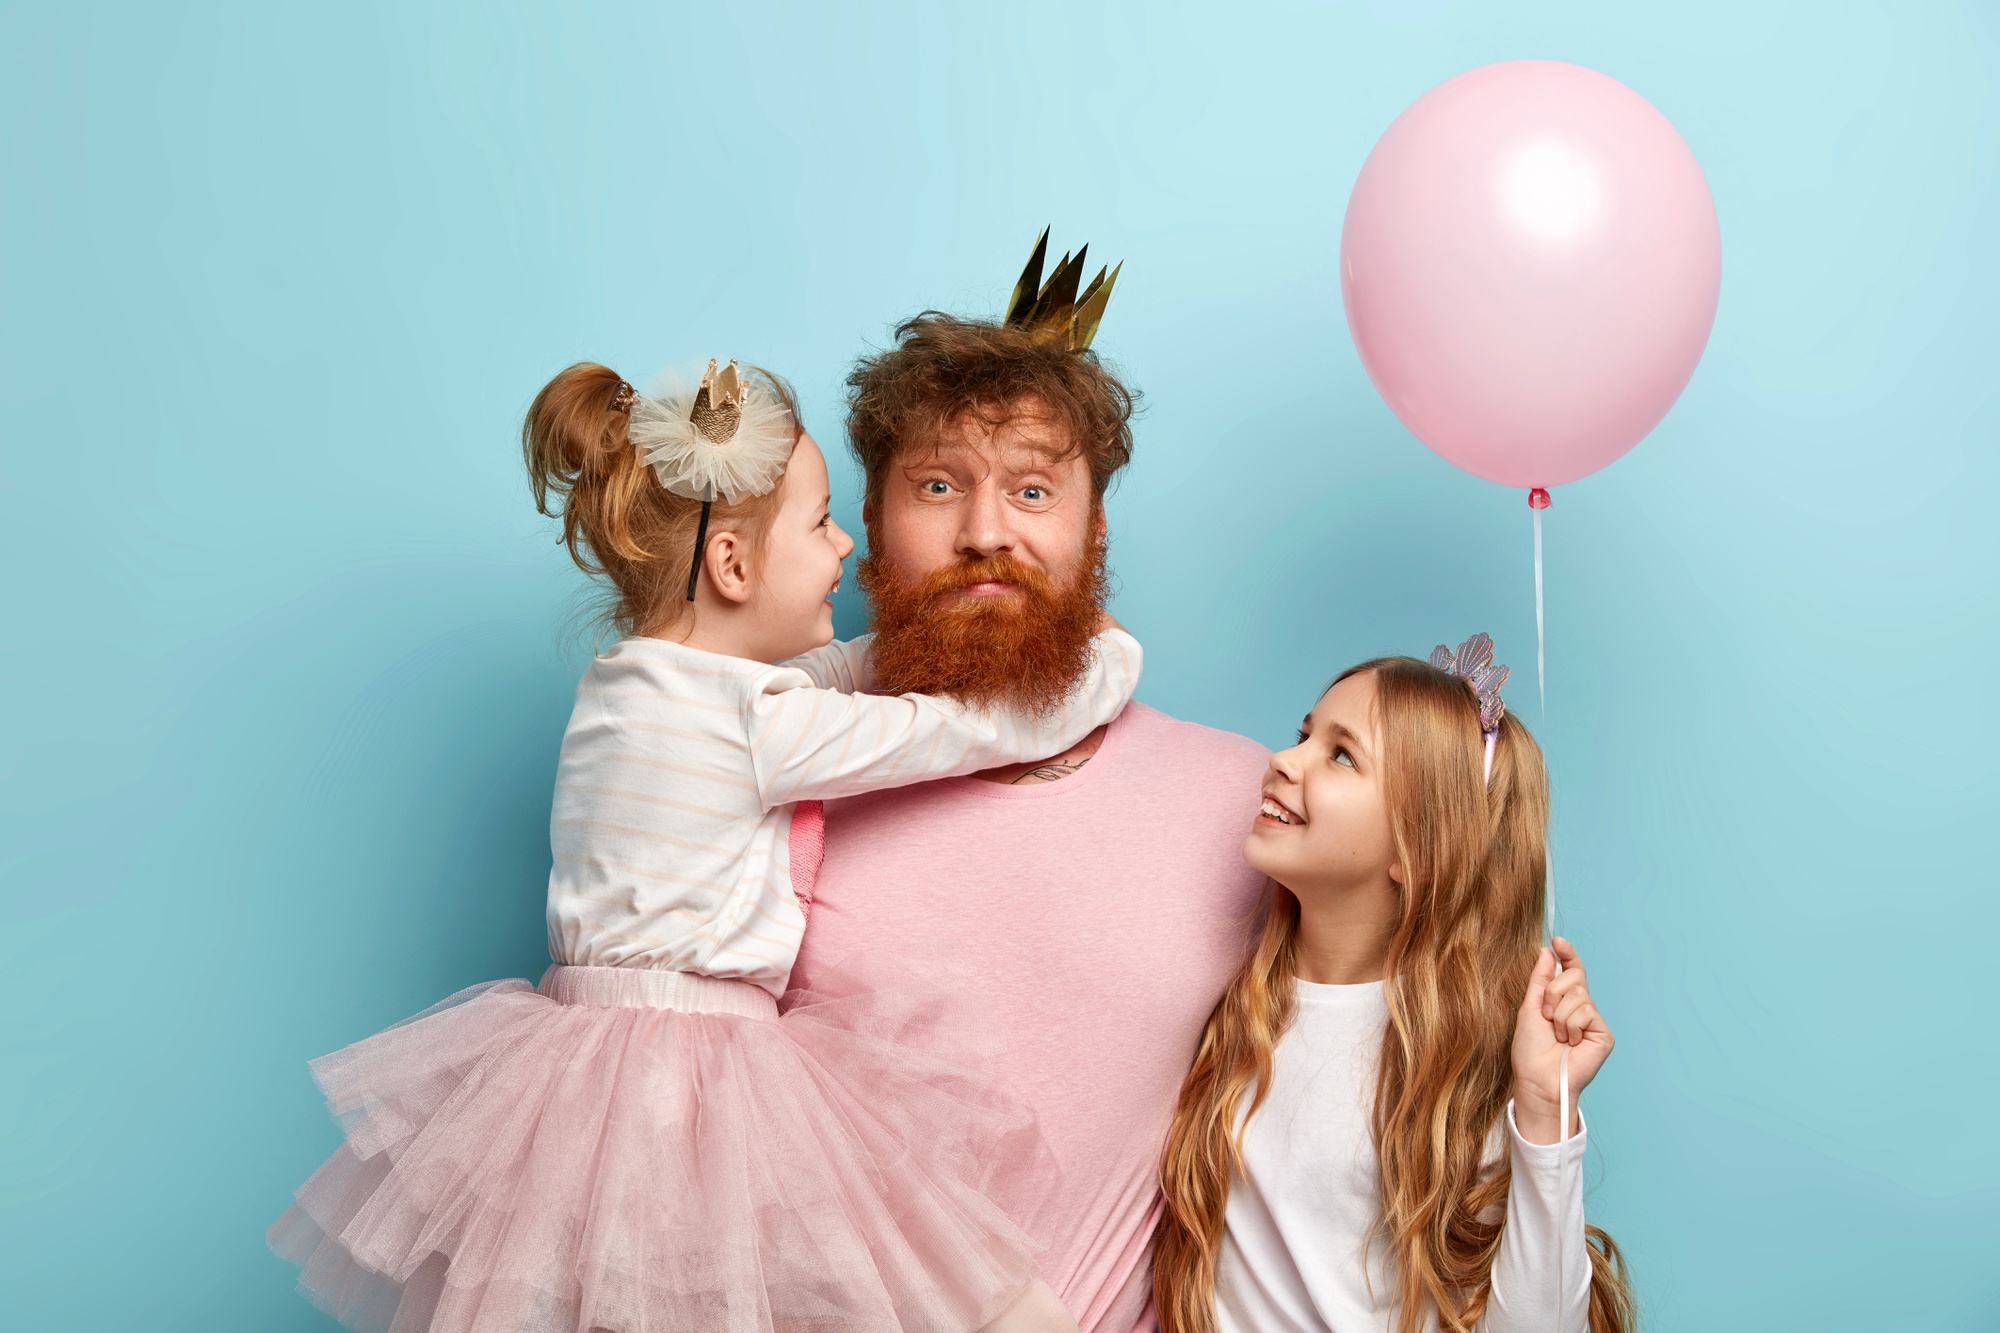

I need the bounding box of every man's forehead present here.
[898,404,1080,471]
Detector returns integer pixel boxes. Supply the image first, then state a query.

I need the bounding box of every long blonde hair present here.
[1154,657,1635,1333]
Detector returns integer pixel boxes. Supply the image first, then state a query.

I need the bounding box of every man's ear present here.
[702,529,753,606]
[1092,505,1108,545]
[861,498,875,528]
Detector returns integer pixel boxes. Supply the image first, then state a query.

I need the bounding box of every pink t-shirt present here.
[784,702,1270,1333]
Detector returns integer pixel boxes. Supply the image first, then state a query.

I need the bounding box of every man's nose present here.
[955,480,1014,560]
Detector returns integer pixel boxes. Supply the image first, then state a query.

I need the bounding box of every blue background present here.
[4,1,1996,1328]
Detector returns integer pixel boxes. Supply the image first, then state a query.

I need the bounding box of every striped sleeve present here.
[777,635,873,693]
[745,628,1142,807]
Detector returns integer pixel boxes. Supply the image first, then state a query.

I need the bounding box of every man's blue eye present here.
[1021,487,1046,501]
[925,481,950,495]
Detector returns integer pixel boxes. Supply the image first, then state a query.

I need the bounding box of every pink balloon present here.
[1341,60,1721,490]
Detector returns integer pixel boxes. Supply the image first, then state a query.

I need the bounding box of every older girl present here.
[1154,637,1634,1333]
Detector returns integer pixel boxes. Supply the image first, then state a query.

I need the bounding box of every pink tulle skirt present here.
[270,965,1047,1332]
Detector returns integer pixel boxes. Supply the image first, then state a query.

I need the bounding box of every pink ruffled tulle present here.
[269,970,1050,1332]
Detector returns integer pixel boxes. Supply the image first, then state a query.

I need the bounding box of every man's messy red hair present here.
[845,312,1138,508]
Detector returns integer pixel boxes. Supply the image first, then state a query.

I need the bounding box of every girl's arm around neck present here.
[744,628,1141,809]
[778,635,874,694]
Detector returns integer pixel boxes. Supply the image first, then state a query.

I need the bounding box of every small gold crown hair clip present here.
[1004,227,1122,352]
[689,358,747,444]
[629,358,790,505]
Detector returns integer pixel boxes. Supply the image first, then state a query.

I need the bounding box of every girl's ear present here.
[1387,857,1406,887]
[702,529,754,606]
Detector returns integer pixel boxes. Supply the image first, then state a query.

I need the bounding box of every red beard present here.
[857,538,1111,715]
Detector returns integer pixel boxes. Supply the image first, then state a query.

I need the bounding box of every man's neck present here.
[971,724,1110,785]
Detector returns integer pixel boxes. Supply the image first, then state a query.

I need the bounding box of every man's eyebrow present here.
[897,445,971,469]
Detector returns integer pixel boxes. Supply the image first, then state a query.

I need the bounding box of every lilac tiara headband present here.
[1428,632,1510,783]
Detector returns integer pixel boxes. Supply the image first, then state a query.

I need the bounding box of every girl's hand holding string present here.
[1510,936,1614,1145]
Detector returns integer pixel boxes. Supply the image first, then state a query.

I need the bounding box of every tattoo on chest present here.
[1012,755,1092,785]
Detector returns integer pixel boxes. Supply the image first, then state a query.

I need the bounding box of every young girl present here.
[1153,636,1635,1333]
[270,359,1140,1333]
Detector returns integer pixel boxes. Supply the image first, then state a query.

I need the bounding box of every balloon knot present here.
[1528,487,1552,510]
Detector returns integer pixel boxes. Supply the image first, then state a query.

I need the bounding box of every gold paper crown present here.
[689,358,747,444]
[1004,228,1121,352]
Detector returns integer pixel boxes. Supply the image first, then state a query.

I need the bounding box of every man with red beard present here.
[784,312,1269,1333]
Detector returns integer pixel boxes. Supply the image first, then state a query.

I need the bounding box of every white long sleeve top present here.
[545,628,1142,996]
[1215,979,1590,1333]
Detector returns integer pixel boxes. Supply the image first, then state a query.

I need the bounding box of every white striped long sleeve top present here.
[546,628,1142,995]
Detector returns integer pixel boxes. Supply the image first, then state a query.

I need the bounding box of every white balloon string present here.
[1537,502,1554,936]
[1534,505,1546,716]
[1535,499,1571,1333]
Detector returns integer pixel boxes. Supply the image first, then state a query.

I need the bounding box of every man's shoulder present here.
[1119,702,1271,772]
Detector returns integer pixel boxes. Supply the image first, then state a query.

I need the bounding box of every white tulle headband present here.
[1428,632,1510,783]
[611,359,797,600]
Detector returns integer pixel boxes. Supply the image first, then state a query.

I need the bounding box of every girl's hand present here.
[1511,937,1614,1145]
